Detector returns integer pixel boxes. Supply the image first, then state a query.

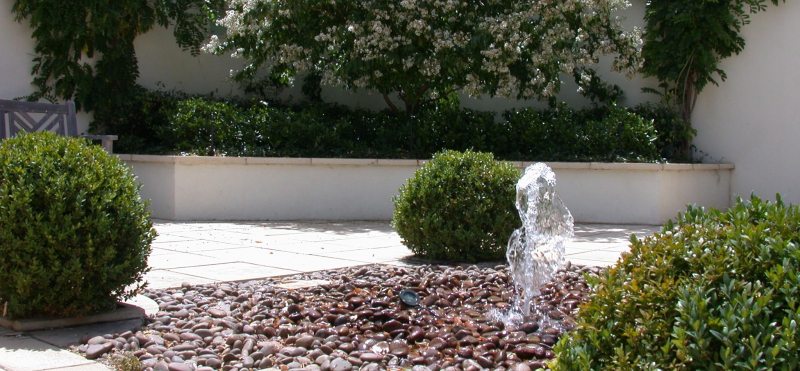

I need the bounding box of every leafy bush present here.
[0,132,155,319]
[551,195,800,370]
[157,99,406,157]
[102,87,691,163]
[632,101,696,160]
[91,85,190,154]
[391,150,520,262]
[501,103,659,162]
[158,98,249,156]
[413,104,499,156]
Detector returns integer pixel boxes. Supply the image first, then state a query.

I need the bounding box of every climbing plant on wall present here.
[11,0,221,117]
[641,0,787,157]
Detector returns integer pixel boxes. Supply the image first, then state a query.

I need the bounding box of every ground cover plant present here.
[392,150,520,262]
[550,195,800,370]
[0,132,155,319]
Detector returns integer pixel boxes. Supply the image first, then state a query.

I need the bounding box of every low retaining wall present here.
[118,155,734,225]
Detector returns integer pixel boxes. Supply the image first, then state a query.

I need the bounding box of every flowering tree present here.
[205,0,643,113]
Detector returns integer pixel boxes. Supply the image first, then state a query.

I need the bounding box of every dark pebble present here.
[78,264,592,371]
[330,358,353,371]
[85,343,114,359]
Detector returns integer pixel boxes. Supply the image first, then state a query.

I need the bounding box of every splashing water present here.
[505,163,574,320]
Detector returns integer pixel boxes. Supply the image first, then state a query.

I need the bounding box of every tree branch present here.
[382,93,399,112]
[421,84,465,106]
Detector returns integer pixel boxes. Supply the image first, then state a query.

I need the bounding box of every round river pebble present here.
[75,263,598,370]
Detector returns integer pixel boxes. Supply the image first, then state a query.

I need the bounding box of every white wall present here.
[124,156,420,221]
[691,1,800,205]
[0,3,35,101]
[133,27,246,97]
[121,156,732,224]
[552,163,732,224]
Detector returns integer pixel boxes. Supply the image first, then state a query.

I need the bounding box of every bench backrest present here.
[0,100,78,139]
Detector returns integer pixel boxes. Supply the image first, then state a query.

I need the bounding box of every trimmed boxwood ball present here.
[0,132,155,319]
[550,195,800,370]
[392,150,520,262]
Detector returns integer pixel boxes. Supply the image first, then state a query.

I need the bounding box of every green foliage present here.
[91,85,192,153]
[11,0,221,113]
[113,90,682,162]
[206,0,642,113]
[158,98,407,157]
[551,195,800,370]
[391,150,520,262]
[631,102,696,160]
[0,132,155,319]
[112,352,142,371]
[160,98,248,156]
[641,0,786,156]
[501,103,661,162]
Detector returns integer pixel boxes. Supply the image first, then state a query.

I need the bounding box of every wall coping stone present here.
[117,154,734,171]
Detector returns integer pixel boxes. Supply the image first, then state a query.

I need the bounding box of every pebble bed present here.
[74,263,599,371]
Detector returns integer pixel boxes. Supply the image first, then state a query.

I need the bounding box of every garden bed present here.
[119,155,733,225]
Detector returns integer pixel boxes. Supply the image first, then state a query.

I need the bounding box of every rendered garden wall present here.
[691,0,800,207]
[120,155,733,225]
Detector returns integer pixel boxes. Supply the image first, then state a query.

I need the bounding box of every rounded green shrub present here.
[551,195,800,370]
[391,150,520,262]
[0,132,155,319]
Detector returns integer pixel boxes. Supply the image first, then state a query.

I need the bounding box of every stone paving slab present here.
[324,235,407,249]
[146,251,238,270]
[565,249,629,262]
[144,269,217,289]
[249,241,357,253]
[0,326,18,336]
[159,230,266,245]
[151,239,257,253]
[567,241,630,252]
[148,233,196,243]
[140,221,662,291]
[164,261,301,282]
[0,335,107,371]
[28,318,144,349]
[0,303,144,332]
[187,248,367,273]
[574,224,660,237]
[316,247,416,264]
[40,365,112,371]
[595,244,639,253]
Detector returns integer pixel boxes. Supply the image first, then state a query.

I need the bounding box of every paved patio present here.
[0,220,661,371]
[144,220,660,289]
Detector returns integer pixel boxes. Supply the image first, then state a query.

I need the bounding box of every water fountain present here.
[74,162,584,369]
[503,163,574,322]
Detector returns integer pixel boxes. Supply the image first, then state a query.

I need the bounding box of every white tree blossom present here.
[206,0,643,112]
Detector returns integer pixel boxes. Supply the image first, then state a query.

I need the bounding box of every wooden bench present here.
[0,99,118,153]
